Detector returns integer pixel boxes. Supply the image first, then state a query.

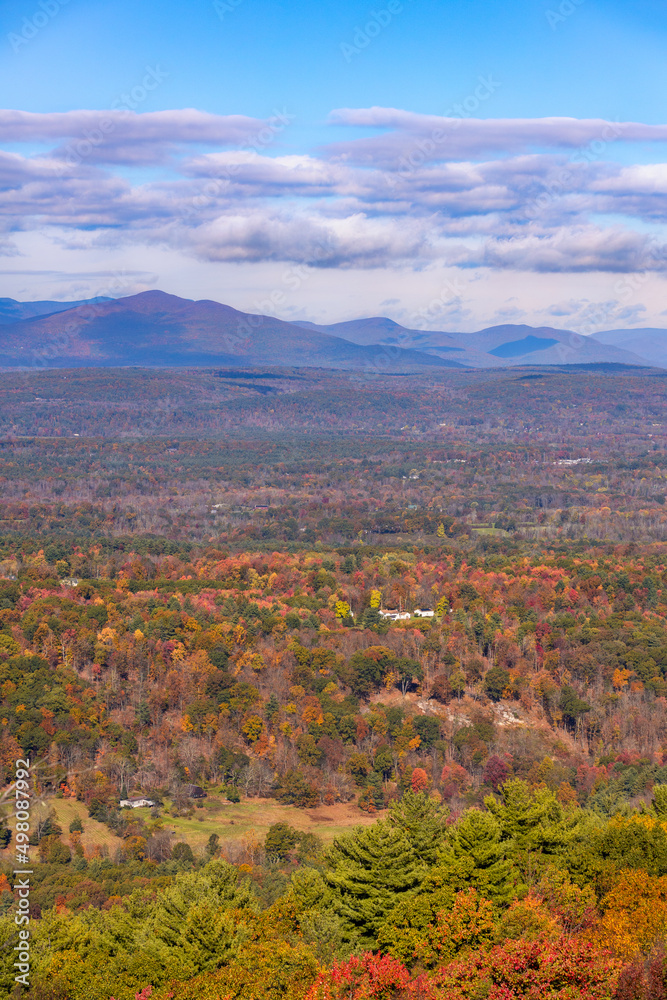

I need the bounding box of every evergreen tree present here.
[485,778,578,857]
[559,685,591,730]
[202,858,256,908]
[324,820,423,945]
[173,842,195,864]
[436,808,518,906]
[484,666,510,701]
[265,692,280,722]
[388,788,448,866]
[361,608,389,633]
[171,899,246,977]
[206,832,220,857]
[652,784,667,819]
[135,700,151,726]
[147,860,256,980]
[291,866,333,912]
[266,822,299,861]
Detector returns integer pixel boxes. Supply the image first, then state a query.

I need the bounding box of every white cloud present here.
[326,108,667,161]
[1,104,667,281]
[0,109,278,166]
[460,226,667,273]
[0,108,269,143]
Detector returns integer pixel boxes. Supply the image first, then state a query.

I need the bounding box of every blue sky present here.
[2,0,665,125]
[1,0,666,330]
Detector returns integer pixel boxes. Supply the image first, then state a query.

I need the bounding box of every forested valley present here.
[0,364,667,998]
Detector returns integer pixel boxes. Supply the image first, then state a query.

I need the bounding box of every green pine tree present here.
[436,808,518,906]
[484,778,578,857]
[265,693,280,722]
[148,860,255,980]
[388,788,449,866]
[652,784,667,819]
[324,820,423,945]
[290,866,333,911]
[176,899,246,977]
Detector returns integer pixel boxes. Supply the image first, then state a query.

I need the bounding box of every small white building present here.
[414,609,434,618]
[120,797,155,809]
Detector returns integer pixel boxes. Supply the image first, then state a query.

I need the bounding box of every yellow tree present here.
[598,869,667,960]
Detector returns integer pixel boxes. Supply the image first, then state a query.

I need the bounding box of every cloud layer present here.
[326,108,667,160]
[2,106,667,278]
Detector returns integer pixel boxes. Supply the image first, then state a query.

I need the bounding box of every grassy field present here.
[55,798,125,854]
[0,796,125,858]
[470,525,511,536]
[138,796,382,851]
[4,794,383,858]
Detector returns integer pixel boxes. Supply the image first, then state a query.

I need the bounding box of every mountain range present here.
[295,318,649,368]
[0,291,663,371]
[591,328,667,369]
[0,296,112,324]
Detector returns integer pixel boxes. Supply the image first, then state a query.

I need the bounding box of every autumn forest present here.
[1,363,667,999]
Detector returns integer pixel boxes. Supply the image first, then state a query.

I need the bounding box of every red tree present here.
[411,767,429,793]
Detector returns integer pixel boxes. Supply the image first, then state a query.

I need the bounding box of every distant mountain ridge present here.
[0,291,459,371]
[0,290,661,370]
[298,318,651,368]
[0,296,112,324]
[591,328,667,368]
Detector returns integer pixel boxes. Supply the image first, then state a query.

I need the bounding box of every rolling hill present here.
[0,291,460,371]
[591,328,667,368]
[0,291,659,370]
[297,318,650,368]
